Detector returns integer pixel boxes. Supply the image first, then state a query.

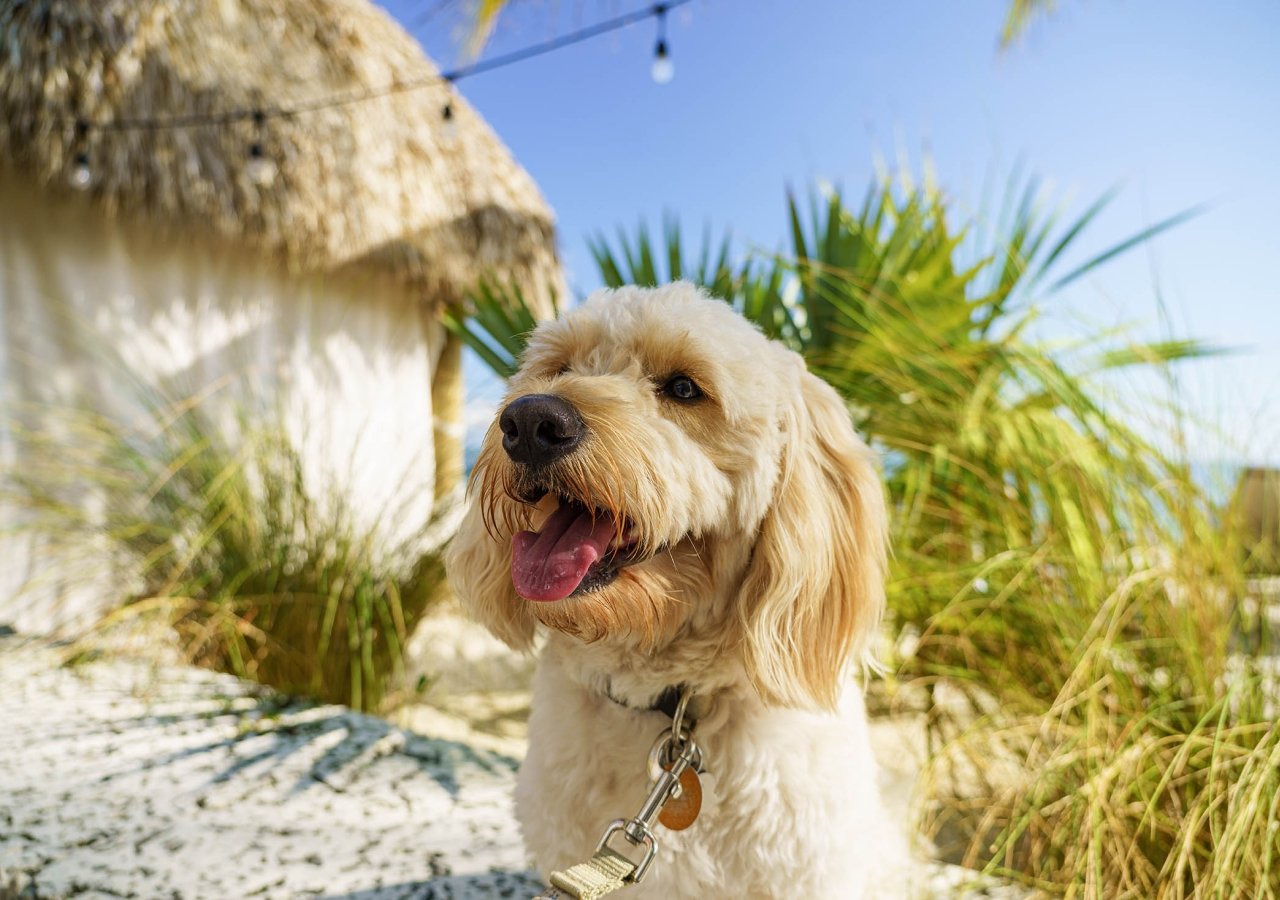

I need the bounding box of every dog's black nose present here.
[499,394,585,466]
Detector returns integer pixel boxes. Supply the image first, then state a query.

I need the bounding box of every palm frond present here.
[445,278,550,379]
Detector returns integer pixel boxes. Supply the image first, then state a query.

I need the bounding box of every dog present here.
[446,283,892,898]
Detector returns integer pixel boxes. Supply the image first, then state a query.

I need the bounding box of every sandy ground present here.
[0,638,542,899]
[0,616,1026,900]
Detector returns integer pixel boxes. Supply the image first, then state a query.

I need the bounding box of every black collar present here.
[604,681,685,719]
[648,684,684,719]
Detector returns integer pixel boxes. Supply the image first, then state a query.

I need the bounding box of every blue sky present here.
[382,0,1279,465]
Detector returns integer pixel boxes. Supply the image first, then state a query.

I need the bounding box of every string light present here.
[69,150,92,190]
[651,4,674,84]
[245,109,277,186]
[44,1,694,180]
[68,119,92,190]
[441,100,458,143]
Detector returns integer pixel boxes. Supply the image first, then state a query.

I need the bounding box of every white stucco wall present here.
[0,174,445,634]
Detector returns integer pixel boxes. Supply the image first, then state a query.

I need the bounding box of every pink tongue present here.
[512,503,617,601]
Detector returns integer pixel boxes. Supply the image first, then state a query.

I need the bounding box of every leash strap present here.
[535,847,637,899]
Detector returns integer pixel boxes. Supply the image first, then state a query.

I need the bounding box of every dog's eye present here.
[663,375,702,401]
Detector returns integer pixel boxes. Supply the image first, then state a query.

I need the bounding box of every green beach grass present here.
[3,380,447,712]
[454,171,1278,896]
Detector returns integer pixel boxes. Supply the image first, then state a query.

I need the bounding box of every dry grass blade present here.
[4,379,449,712]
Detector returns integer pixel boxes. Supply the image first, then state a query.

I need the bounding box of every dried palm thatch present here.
[0,0,561,310]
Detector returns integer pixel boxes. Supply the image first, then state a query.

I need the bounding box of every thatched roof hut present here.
[0,0,562,632]
[0,0,561,309]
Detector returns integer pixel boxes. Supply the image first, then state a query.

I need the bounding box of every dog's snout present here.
[499,394,584,466]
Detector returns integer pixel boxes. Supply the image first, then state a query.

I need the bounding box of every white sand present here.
[0,614,1028,899]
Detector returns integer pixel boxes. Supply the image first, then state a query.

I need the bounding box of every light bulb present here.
[651,40,674,84]
[440,103,459,143]
[246,143,277,186]
[69,152,92,190]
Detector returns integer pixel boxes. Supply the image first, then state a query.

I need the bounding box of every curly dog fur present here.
[446,283,895,898]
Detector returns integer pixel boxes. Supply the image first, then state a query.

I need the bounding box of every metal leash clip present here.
[592,691,704,885]
[535,691,706,898]
[598,730,702,883]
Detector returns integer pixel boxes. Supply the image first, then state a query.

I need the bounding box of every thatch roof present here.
[0,0,561,309]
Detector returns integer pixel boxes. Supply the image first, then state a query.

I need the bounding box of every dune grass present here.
[456,171,1277,896]
[3,381,447,712]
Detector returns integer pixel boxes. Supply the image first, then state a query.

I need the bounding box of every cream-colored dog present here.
[447,283,891,898]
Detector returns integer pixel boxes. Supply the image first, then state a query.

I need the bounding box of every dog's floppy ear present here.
[445,477,537,651]
[737,365,887,709]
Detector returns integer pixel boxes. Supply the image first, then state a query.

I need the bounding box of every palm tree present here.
[447,176,1279,896]
[454,172,1210,672]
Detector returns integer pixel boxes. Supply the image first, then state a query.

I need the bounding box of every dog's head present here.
[446,283,886,709]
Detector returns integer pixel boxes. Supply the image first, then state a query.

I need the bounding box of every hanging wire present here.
[60,0,695,136]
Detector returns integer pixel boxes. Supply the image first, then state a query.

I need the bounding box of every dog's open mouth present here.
[511,494,641,602]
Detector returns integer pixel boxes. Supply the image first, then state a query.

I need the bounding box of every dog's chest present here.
[514,668,885,898]
[515,711,730,898]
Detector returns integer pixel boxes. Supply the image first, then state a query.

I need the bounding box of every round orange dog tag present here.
[658,766,702,831]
